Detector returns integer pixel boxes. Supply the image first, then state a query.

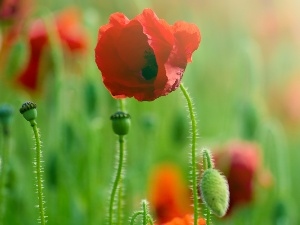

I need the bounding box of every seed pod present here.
[110,111,131,135]
[19,101,37,122]
[200,168,229,217]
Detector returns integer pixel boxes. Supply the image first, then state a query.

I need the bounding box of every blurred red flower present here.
[213,141,272,215]
[0,0,27,21]
[148,164,193,224]
[160,214,206,225]
[16,19,48,91]
[95,8,200,101]
[55,8,88,52]
[0,0,32,65]
[15,8,88,92]
[282,77,300,123]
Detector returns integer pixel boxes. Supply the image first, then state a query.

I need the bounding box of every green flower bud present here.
[19,101,37,122]
[0,104,13,126]
[200,168,229,217]
[110,111,131,135]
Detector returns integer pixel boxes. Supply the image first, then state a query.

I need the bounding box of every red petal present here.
[16,54,41,91]
[136,8,174,60]
[99,12,129,37]
[95,23,154,99]
[55,8,87,51]
[116,20,149,71]
[28,19,48,52]
[135,9,176,100]
[172,21,201,62]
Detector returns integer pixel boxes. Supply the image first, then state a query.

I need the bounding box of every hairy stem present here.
[31,121,47,225]
[147,215,154,225]
[130,211,143,225]
[142,201,147,225]
[108,135,125,225]
[202,150,212,225]
[180,83,199,225]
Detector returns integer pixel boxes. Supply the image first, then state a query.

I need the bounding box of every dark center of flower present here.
[141,50,158,81]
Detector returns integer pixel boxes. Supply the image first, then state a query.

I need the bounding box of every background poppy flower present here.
[160,214,206,225]
[15,8,88,92]
[148,164,192,224]
[55,8,88,52]
[95,8,200,101]
[15,19,48,92]
[213,141,272,215]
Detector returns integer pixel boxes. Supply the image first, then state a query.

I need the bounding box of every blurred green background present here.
[1,0,300,224]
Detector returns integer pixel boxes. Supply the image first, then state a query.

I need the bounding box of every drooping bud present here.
[200,168,230,217]
[19,101,37,122]
[110,111,131,135]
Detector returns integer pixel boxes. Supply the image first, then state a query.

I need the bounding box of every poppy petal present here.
[172,21,201,63]
[116,20,149,71]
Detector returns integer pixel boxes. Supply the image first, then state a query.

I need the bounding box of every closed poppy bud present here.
[200,168,229,217]
[110,111,131,135]
[19,101,37,122]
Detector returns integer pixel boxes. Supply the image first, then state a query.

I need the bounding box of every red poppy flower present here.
[148,164,192,224]
[16,19,48,91]
[0,0,28,21]
[160,214,206,225]
[95,8,201,101]
[55,8,88,52]
[213,141,272,215]
[0,0,31,67]
[15,8,88,92]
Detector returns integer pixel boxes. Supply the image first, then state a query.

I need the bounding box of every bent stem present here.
[129,200,154,225]
[130,211,143,225]
[108,135,125,225]
[30,121,47,225]
[180,83,199,225]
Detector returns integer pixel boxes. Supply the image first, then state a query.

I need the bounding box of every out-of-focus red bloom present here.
[213,141,272,215]
[267,74,300,132]
[15,8,88,92]
[280,76,300,125]
[160,214,206,225]
[15,19,48,91]
[0,0,31,64]
[55,8,88,52]
[0,0,27,21]
[95,8,200,101]
[148,164,192,224]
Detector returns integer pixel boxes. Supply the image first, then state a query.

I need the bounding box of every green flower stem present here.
[30,120,47,225]
[0,125,10,224]
[180,83,199,225]
[147,215,154,225]
[119,99,125,112]
[108,135,125,225]
[203,150,212,170]
[130,211,143,225]
[116,98,125,225]
[130,200,153,225]
[202,149,212,225]
[142,201,147,225]
[205,209,211,225]
[117,186,123,225]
